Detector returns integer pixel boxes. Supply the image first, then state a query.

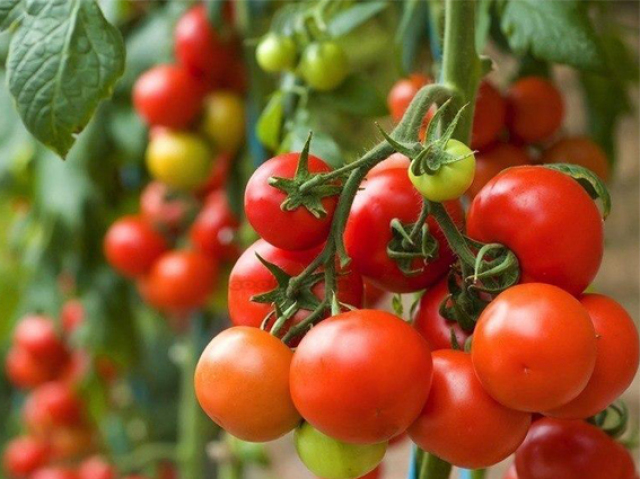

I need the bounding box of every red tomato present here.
[60,300,84,335]
[104,216,168,278]
[197,153,234,197]
[140,181,197,234]
[409,350,531,469]
[413,278,471,350]
[195,327,300,441]
[133,64,204,129]
[541,136,609,181]
[30,467,79,479]
[467,166,604,296]
[363,280,386,308]
[78,456,115,479]
[228,240,363,340]
[5,346,59,389]
[141,250,218,311]
[48,426,95,462]
[387,74,432,122]
[472,283,597,412]
[23,382,83,434]
[466,143,531,199]
[615,443,639,479]
[14,315,67,364]
[344,167,463,293]
[506,77,564,144]
[367,153,410,177]
[546,294,640,418]
[244,153,338,251]
[515,418,626,479]
[2,436,50,478]
[290,309,433,444]
[189,191,239,262]
[471,81,506,150]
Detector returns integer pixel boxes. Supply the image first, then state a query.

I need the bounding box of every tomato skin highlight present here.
[541,136,609,181]
[471,81,507,150]
[195,327,300,442]
[78,456,115,479]
[29,467,79,479]
[466,142,531,199]
[290,309,433,444]
[467,166,603,296]
[472,283,597,412]
[2,436,51,478]
[14,315,66,364]
[295,422,387,479]
[244,153,337,251]
[546,294,640,419]
[409,350,531,469]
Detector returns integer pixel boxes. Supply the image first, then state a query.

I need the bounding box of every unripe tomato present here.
[472,283,597,412]
[409,350,531,469]
[201,92,245,153]
[14,315,66,363]
[506,77,564,144]
[189,191,239,262]
[140,181,196,233]
[256,33,297,73]
[290,310,433,444]
[466,142,530,199]
[546,294,639,418]
[30,467,79,479]
[467,166,604,296]
[78,456,115,479]
[104,216,168,278]
[5,346,59,389]
[295,422,387,479]
[541,136,609,181]
[23,382,83,434]
[387,74,432,122]
[2,436,50,478]
[195,327,301,442]
[300,42,349,91]
[244,152,338,251]
[141,250,218,312]
[471,81,506,150]
[146,131,212,191]
[133,64,203,129]
[408,139,476,201]
[60,300,84,335]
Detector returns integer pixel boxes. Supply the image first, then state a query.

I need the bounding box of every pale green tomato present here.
[295,422,387,479]
[256,34,297,73]
[408,139,476,202]
[299,42,349,92]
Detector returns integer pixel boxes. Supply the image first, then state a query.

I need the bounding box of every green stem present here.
[470,470,487,479]
[408,200,430,244]
[418,453,452,479]
[218,462,244,479]
[428,201,475,266]
[117,443,177,473]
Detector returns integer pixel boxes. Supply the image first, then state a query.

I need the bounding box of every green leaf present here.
[6,0,125,158]
[328,1,388,37]
[0,0,22,31]
[501,0,607,73]
[256,92,284,151]
[312,75,388,118]
[206,0,224,28]
[475,0,493,53]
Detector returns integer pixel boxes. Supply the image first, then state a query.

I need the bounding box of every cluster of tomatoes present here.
[105,4,246,319]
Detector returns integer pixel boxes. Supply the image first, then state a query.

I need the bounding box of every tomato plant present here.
[299,42,349,91]
[256,34,297,73]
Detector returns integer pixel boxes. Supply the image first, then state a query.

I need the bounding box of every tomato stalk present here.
[418,453,452,479]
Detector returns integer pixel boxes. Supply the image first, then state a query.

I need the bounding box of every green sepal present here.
[386,218,439,277]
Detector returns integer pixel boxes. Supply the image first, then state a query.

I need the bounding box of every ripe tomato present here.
[256,33,297,73]
[228,240,363,339]
[244,153,338,251]
[300,42,349,91]
[465,142,530,199]
[413,278,471,350]
[190,191,239,262]
[196,153,233,196]
[408,139,476,201]
[61,300,84,335]
[290,309,433,444]
[471,81,506,150]
[344,167,463,293]
[472,283,597,412]
[615,443,639,479]
[13,315,67,365]
[295,422,387,479]
[23,382,83,434]
[195,327,300,442]
[146,131,212,191]
[141,250,218,312]
[362,280,386,308]
[409,350,531,469]
[541,136,609,181]
[30,467,79,479]
[78,456,115,479]
[133,64,203,129]
[387,74,432,122]
[506,77,564,144]
[2,436,50,478]
[546,294,640,418]
[140,181,196,233]
[515,418,626,479]
[104,216,168,278]
[5,346,59,389]
[48,426,95,462]
[201,92,245,153]
[467,166,604,296]
[368,153,410,177]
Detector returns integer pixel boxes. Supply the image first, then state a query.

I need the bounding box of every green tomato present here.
[295,422,386,479]
[299,42,349,91]
[408,139,476,202]
[256,33,297,73]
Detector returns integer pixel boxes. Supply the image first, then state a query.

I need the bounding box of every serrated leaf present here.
[328,1,388,37]
[0,0,22,31]
[501,0,607,73]
[544,163,611,219]
[313,74,388,118]
[6,0,125,158]
[257,92,284,151]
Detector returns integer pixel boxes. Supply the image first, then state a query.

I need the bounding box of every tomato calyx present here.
[587,401,629,439]
[268,134,342,218]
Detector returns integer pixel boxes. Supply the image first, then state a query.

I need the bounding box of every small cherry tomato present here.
[13,315,67,365]
[295,422,387,479]
[290,309,433,444]
[201,92,245,153]
[408,139,476,201]
[23,382,83,434]
[189,191,239,262]
[472,283,597,412]
[387,74,432,122]
[195,327,301,442]
[30,467,79,479]
[506,77,564,144]
[78,456,115,479]
[541,136,609,181]
[140,181,197,234]
[546,294,640,418]
[244,152,338,251]
[133,64,203,129]
[5,346,59,389]
[256,33,297,73]
[466,142,530,199]
[48,426,95,461]
[409,350,531,469]
[104,216,168,278]
[146,131,212,191]
[2,436,50,478]
[471,81,507,150]
[300,42,349,91]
